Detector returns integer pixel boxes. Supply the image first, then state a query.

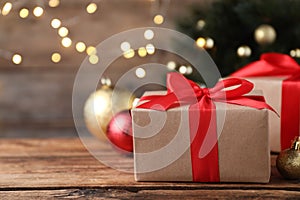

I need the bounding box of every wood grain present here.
[0,189,299,200]
[0,138,299,199]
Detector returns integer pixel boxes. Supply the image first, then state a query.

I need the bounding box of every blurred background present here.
[0,0,299,138]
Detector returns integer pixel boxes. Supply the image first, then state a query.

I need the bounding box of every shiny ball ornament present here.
[254,24,276,45]
[106,110,133,152]
[84,85,135,141]
[276,136,300,179]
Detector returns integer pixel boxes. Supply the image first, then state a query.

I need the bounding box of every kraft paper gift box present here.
[131,73,273,183]
[231,53,300,152]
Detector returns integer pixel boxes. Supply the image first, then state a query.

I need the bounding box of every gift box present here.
[231,53,300,152]
[131,73,273,183]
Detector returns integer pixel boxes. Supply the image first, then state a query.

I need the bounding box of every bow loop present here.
[137,73,269,112]
[231,53,300,77]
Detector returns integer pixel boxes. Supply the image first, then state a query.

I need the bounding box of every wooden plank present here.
[0,188,299,200]
[0,138,299,191]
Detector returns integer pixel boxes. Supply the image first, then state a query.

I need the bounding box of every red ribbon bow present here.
[137,72,274,182]
[231,52,300,150]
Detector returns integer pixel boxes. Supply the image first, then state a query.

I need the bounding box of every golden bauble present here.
[254,24,276,45]
[84,85,135,141]
[276,136,300,179]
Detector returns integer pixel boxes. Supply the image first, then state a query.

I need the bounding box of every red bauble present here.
[106,110,133,152]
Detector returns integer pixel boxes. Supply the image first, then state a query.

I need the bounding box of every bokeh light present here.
[135,68,146,78]
[138,47,147,57]
[58,27,69,37]
[196,37,206,48]
[166,61,176,70]
[86,46,97,55]
[51,18,61,29]
[49,0,60,8]
[123,49,135,59]
[61,37,72,47]
[19,8,29,19]
[12,54,22,65]
[33,6,44,17]
[144,29,154,40]
[237,45,252,57]
[120,42,131,52]
[86,3,97,14]
[89,54,99,64]
[76,42,86,53]
[2,2,12,16]
[146,44,155,55]
[51,52,61,63]
[153,14,164,25]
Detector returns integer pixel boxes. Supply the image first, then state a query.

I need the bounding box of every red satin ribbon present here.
[231,53,300,150]
[137,72,274,182]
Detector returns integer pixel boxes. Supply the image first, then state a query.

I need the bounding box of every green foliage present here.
[176,0,300,76]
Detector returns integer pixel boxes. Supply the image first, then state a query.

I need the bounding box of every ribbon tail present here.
[219,97,279,116]
[189,97,220,182]
[281,79,300,150]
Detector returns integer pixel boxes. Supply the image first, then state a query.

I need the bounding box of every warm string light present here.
[76,42,86,53]
[166,61,176,70]
[58,27,69,37]
[19,8,29,19]
[120,42,131,52]
[1,2,12,16]
[135,68,146,78]
[0,1,159,66]
[33,6,44,17]
[61,37,72,47]
[196,37,214,49]
[89,54,99,64]
[138,47,147,57]
[49,0,60,8]
[237,45,252,57]
[146,43,155,55]
[166,61,193,75]
[51,52,61,63]
[86,3,98,14]
[51,18,61,28]
[196,19,206,30]
[153,14,164,24]
[290,48,300,58]
[12,54,22,65]
[123,49,135,59]
[0,1,100,65]
[144,29,154,40]
[86,46,96,55]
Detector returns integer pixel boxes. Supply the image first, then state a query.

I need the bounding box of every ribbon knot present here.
[197,88,210,99]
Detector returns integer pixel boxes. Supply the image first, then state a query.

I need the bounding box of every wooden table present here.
[0,138,299,199]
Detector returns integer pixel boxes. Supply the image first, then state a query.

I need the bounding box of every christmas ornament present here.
[254,24,276,45]
[276,136,300,179]
[84,85,135,141]
[106,110,133,152]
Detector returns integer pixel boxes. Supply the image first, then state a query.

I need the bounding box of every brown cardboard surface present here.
[132,91,270,182]
[132,106,193,181]
[216,103,270,183]
[245,77,284,152]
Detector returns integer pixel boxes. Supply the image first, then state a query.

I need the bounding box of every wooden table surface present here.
[0,138,299,199]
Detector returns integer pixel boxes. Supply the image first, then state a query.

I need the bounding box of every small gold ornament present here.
[276,136,300,179]
[254,24,276,45]
[84,85,135,141]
